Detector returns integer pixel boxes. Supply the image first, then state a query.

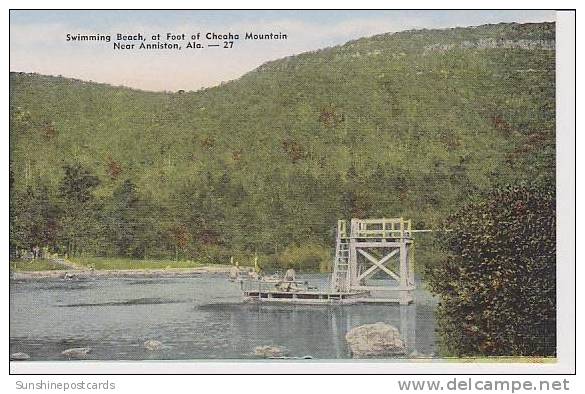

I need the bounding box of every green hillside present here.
[9,22,555,269]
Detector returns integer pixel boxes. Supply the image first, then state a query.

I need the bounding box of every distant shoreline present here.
[11,265,235,280]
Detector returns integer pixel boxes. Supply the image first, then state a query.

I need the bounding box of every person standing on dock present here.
[284,268,296,282]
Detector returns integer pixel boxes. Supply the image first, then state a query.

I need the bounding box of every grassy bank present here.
[11,259,66,271]
[69,257,205,270]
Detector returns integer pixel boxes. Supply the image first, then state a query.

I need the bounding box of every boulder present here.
[143,339,163,351]
[345,322,405,358]
[253,345,288,358]
[10,352,30,361]
[61,347,91,359]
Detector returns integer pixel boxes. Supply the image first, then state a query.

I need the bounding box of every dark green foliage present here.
[9,22,555,270]
[276,243,331,272]
[426,182,556,357]
[56,164,103,257]
[59,164,100,203]
[9,182,59,251]
[107,180,151,258]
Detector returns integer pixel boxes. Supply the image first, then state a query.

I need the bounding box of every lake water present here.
[10,273,437,360]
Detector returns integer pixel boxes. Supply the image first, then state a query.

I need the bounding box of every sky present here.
[10,10,555,91]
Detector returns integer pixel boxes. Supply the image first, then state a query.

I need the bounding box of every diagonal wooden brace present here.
[357,248,400,281]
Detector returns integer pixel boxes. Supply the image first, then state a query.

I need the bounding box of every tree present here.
[341,164,371,219]
[59,164,100,203]
[169,224,190,261]
[9,182,59,255]
[426,182,556,357]
[107,179,151,258]
[57,164,101,256]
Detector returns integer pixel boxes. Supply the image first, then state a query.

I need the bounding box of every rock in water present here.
[10,352,30,361]
[253,345,288,358]
[345,322,405,358]
[143,340,163,351]
[61,347,91,359]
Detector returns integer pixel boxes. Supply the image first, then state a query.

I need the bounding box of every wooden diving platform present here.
[236,217,417,305]
[331,218,416,305]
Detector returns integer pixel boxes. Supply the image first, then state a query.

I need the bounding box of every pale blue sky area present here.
[10,10,555,91]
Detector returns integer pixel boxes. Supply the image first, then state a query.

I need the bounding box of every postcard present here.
[8,9,575,376]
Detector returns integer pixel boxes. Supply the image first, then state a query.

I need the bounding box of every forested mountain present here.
[9,22,555,269]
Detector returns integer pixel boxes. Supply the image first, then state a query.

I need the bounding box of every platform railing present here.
[350,217,411,239]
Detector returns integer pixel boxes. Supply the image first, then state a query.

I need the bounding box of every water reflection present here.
[223,302,422,358]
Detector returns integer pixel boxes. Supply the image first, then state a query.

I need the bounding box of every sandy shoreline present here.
[11,265,235,280]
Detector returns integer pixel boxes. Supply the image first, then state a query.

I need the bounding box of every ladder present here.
[331,225,351,292]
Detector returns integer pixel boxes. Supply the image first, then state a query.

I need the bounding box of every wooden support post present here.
[399,241,409,305]
[349,239,358,289]
[408,243,415,287]
[349,219,358,289]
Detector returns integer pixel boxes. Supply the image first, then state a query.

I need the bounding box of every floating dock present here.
[243,289,369,305]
